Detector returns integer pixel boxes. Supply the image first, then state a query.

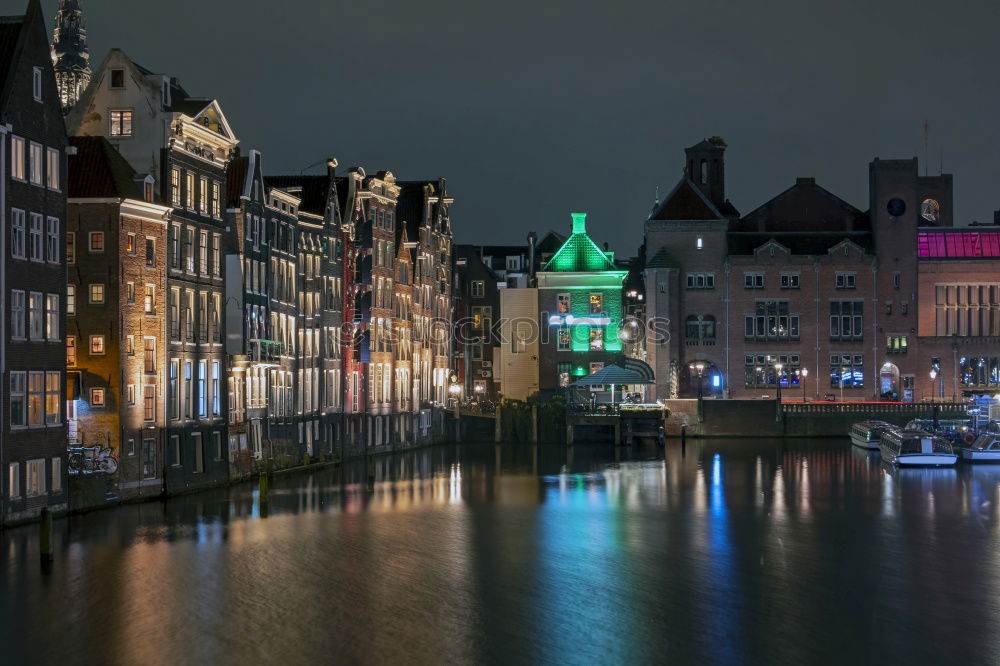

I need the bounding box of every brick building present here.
[1,0,69,524]
[536,213,628,394]
[68,50,237,492]
[644,137,992,402]
[67,137,170,500]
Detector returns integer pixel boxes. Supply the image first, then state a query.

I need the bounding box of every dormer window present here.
[700,159,708,185]
[144,176,155,203]
[110,69,125,89]
[32,68,41,102]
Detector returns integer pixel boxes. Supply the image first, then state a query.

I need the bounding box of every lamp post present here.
[689,361,706,423]
[774,362,784,404]
[801,368,809,402]
[689,362,706,400]
[929,369,937,402]
[840,366,846,403]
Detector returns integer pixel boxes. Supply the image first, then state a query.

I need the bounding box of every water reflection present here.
[2,439,1000,664]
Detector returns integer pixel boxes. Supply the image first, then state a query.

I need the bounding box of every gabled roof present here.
[0,18,24,106]
[395,180,429,241]
[226,156,248,208]
[542,213,620,272]
[179,99,237,142]
[648,178,725,221]
[646,245,679,268]
[736,177,868,233]
[0,0,44,110]
[265,175,330,216]
[68,136,142,198]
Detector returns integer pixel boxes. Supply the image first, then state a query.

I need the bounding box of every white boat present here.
[879,427,958,467]
[961,433,1000,463]
[850,420,893,450]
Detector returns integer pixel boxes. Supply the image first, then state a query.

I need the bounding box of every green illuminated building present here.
[537,213,628,391]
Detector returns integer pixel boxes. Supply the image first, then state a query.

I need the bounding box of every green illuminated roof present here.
[543,213,618,272]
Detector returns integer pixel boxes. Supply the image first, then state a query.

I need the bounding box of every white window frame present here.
[11,136,25,181]
[89,283,105,304]
[46,148,60,191]
[29,142,43,185]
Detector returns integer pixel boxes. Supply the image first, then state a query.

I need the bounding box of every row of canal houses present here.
[1,0,454,524]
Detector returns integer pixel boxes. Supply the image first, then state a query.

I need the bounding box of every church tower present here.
[51,0,90,113]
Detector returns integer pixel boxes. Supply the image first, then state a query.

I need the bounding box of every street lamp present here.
[774,362,784,403]
[930,368,938,402]
[689,362,706,399]
[840,366,846,403]
[801,368,809,402]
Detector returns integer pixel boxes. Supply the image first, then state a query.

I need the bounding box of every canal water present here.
[3,438,1000,665]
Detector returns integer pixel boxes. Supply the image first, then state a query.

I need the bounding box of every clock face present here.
[887,198,906,218]
[921,198,940,222]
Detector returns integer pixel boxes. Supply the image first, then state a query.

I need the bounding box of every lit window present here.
[110,110,133,137]
[696,236,703,250]
[89,284,104,304]
[557,327,571,351]
[89,231,104,253]
[91,388,106,407]
[46,148,60,190]
[90,335,105,355]
[589,293,603,314]
[29,142,42,185]
[589,327,604,351]
[556,293,570,314]
[11,136,25,180]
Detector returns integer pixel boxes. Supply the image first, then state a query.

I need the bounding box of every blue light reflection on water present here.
[4,440,1000,664]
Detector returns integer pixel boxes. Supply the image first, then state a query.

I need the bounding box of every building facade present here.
[1,0,69,524]
[68,50,237,492]
[67,137,170,500]
[644,137,995,402]
[536,213,628,395]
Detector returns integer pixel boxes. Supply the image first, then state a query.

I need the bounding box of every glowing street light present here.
[801,367,809,402]
[774,362,784,403]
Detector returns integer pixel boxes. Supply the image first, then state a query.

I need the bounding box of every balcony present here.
[248,339,284,365]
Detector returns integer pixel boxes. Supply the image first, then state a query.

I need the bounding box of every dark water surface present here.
[3,438,1000,665]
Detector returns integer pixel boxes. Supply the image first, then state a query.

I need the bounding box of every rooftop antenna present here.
[923,120,929,176]
[654,185,660,206]
[298,158,328,174]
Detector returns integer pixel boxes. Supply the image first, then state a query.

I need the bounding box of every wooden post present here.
[566,424,574,446]
[39,508,53,564]
[531,405,538,443]
[494,405,502,443]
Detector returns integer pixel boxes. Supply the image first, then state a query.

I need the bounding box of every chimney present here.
[571,212,587,234]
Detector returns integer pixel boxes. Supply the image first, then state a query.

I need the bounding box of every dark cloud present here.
[45,0,1000,253]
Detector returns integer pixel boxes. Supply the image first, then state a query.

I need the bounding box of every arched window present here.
[700,159,708,185]
[685,315,716,339]
[685,315,700,339]
[701,315,716,339]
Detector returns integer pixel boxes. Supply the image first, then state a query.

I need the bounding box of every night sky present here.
[40,0,1000,253]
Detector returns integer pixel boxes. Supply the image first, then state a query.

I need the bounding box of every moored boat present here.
[850,420,893,450]
[961,433,1000,463]
[879,427,958,467]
